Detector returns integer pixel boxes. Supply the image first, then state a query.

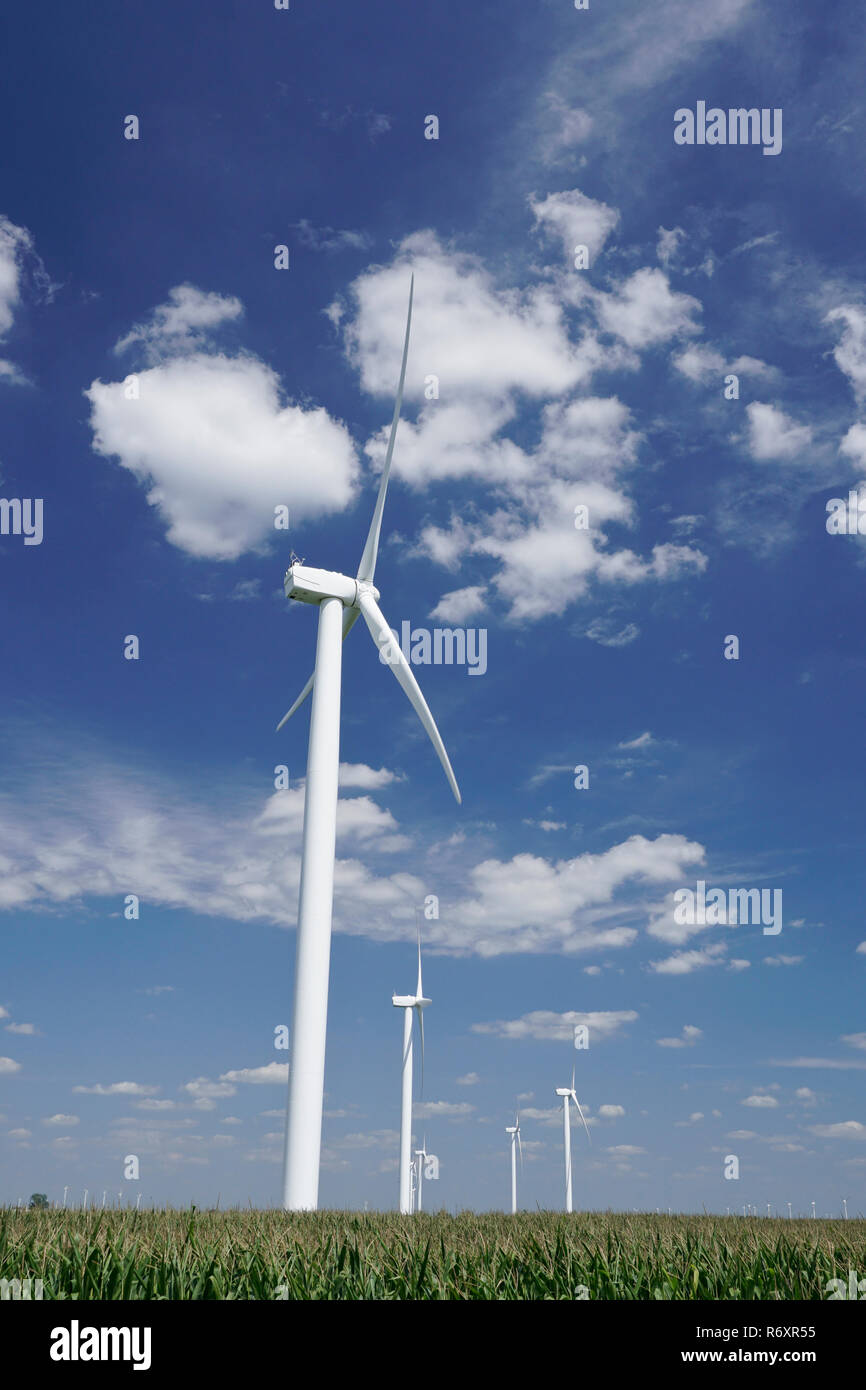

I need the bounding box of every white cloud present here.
[412,1101,475,1118]
[86,349,359,560]
[114,284,243,360]
[472,1009,637,1042]
[648,943,727,975]
[607,1143,645,1155]
[42,1114,79,1127]
[657,1024,703,1048]
[342,230,589,404]
[745,402,813,462]
[456,1072,480,1087]
[429,586,487,623]
[842,1033,866,1051]
[337,763,403,790]
[618,731,654,750]
[4,1022,36,1034]
[73,1081,158,1095]
[826,305,866,401]
[594,268,702,349]
[0,1057,21,1074]
[292,221,372,254]
[219,1063,288,1085]
[809,1121,866,1140]
[0,214,51,385]
[671,343,726,382]
[530,188,620,263]
[764,955,803,967]
[180,1078,237,1103]
[742,1094,779,1109]
[598,1104,625,1118]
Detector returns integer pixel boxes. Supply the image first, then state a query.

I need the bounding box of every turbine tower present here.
[277,278,461,1211]
[555,1063,591,1213]
[393,932,430,1214]
[505,1112,522,1214]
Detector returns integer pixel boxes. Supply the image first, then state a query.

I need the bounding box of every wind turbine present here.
[62,1186,68,1210]
[393,931,430,1214]
[414,1137,429,1213]
[505,1112,523,1214]
[842,1197,848,1220]
[276,277,461,1212]
[555,1063,591,1213]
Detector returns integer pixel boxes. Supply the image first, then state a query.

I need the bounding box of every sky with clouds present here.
[1,0,865,1214]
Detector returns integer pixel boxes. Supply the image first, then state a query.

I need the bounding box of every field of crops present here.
[2,1207,864,1300]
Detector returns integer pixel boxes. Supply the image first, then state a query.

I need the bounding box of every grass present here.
[1,1207,863,1300]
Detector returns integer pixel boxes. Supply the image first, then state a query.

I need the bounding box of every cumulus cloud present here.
[745,402,813,462]
[113,284,243,360]
[42,1114,79,1127]
[73,1081,158,1096]
[0,742,707,960]
[530,188,620,263]
[472,1009,638,1042]
[429,585,487,623]
[593,268,702,349]
[219,1063,288,1085]
[0,1057,21,1074]
[412,1101,475,1118]
[657,1024,703,1048]
[742,1094,779,1109]
[648,943,727,975]
[0,214,54,384]
[809,1121,866,1140]
[826,305,866,401]
[86,348,359,560]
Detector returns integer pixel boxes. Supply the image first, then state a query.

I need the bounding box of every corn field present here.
[1,1207,864,1300]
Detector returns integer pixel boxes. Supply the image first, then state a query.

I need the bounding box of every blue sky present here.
[1,0,865,1214]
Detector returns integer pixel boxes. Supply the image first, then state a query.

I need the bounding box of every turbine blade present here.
[358,590,461,803]
[571,1092,592,1144]
[416,1004,425,1098]
[416,919,423,999]
[356,275,414,585]
[517,1129,524,1172]
[275,608,360,730]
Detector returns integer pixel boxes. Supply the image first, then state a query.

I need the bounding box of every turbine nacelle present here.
[392,993,430,1009]
[555,1087,571,1097]
[284,564,371,608]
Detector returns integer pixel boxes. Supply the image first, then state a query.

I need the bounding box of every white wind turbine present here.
[555,1063,591,1214]
[505,1111,523,1214]
[393,931,430,1214]
[276,277,461,1211]
[414,1136,429,1214]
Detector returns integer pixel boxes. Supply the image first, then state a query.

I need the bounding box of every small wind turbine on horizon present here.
[556,1062,591,1214]
[276,277,461,1212]
[505,1112,523,1214]
[393,929,430,1215]
[414,1137,429,1214]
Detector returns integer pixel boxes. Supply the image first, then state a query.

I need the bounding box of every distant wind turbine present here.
[505,1112,523,1214]
[555,1062,591,1213]
[414,1136,429,1214]
[276,277,460,1212]
[393,930,430,1214]
[62,1186,68,1210]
